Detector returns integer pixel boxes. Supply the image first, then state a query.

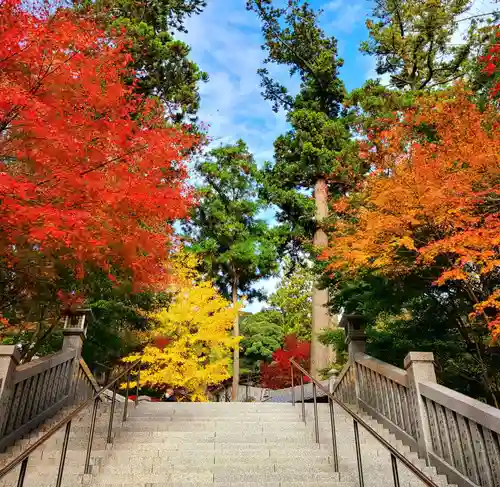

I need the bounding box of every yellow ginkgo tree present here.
[123,251,241,401]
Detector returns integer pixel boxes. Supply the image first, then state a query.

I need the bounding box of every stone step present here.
[96,464,338,475]
[32,454,336,468]
[103,451,335,462]
[89,483,355,487]
[108,441,333,452]
[89,471,343,485]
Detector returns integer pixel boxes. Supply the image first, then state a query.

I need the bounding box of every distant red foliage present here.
[152,336,171,350]
[480,24,500,97]
[260,335,310,389]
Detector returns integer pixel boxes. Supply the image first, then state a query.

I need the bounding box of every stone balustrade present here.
[0,309,99,451]
[332,315,500,487]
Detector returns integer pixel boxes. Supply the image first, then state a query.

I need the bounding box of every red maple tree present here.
[0,0,197,290]
[260,335,310,389]
[481,24,500,97]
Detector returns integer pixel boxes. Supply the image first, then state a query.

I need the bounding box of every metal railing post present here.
[55,420,71,487]
[107,383,117,444]
[329,397,339,472]
[84,397,99,474]
[282,359,442,487]
[291,365,295,406]
[16,458,28,487]
[353,419,365,487]
[122,373,130,422]
[391,453,401,487]
[312,382,319,444]
[300,374,306,423]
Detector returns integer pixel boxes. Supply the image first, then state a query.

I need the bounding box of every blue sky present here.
[180,0,375,310]
[181,0,496,310]
[182,0,374,161]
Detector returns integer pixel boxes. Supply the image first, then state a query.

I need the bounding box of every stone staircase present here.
[0,401,456,487]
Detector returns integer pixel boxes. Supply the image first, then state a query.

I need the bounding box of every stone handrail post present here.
[340,314,367,406]
[0,346,21,435]
[404,352,437,465]
[62,308,92,402]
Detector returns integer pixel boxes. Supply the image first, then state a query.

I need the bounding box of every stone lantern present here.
[339,314,367,360]
[62,308,94,353]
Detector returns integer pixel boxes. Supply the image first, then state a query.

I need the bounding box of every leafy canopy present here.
[260,335,310,389]
[81,0,208,122]
[362,0,477,91]
[0,0,196,292]
[326,86,500,339]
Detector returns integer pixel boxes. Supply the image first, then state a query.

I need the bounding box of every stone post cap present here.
[0,345,21,364]
[404,351,434,369]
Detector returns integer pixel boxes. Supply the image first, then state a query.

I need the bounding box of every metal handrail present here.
[290,359,440,487]
[0,359,142,487]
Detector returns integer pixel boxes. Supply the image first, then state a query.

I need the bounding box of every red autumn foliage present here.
[260,335,310,389]
[0,0,196,289]
[152,336,171,350]
[480,25,500,97]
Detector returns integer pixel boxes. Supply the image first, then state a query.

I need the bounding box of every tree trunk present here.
[310,177,334,379]
[231,277,240,401]
[20,317,58,363]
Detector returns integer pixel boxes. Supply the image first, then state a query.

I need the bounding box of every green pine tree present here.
[183,140,278,399]
[79,0,208,122]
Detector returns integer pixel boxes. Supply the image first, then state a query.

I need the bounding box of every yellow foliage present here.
[124,250,241,401]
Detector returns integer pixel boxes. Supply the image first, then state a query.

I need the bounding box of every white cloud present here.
[180,0,291,164]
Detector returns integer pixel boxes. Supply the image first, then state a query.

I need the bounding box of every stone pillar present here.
[62,308,92,403]
[404,352,436,464]
[0,346,21,436]
[340,315,367,405]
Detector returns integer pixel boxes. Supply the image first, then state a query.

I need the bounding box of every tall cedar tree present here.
[247,0,361,377]
[0,0,195,350]
[79,0,208,122]
[183,140,278,399]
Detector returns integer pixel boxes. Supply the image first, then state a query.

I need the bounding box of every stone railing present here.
[333,315,500,487]
[74,358,100,404]
[0,309,99,451]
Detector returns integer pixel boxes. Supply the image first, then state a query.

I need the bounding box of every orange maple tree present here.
[0,0,196,290]
[325,86,500,338]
